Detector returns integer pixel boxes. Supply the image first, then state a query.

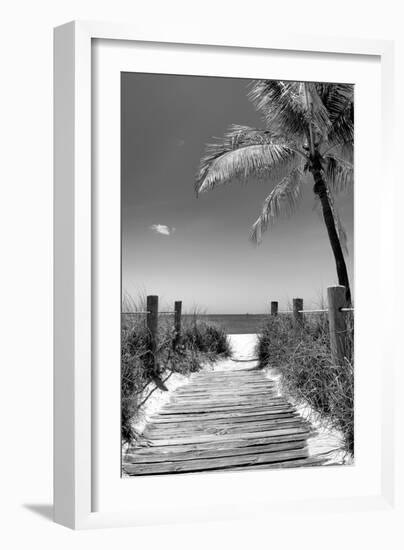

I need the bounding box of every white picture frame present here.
[54,20,397,530]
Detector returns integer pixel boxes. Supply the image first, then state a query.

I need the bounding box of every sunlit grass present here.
[256,310,354,454]
[121,295,231,443]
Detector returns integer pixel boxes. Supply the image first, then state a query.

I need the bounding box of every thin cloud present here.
[150,224,176,236]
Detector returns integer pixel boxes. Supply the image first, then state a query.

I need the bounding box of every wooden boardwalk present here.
[123,366,326,475]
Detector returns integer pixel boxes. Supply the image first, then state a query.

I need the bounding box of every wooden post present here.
[327,285,347,366]
[293,298,303,326]
[173,300,182,349]
[146,295,158,372]
[270,301,278,316]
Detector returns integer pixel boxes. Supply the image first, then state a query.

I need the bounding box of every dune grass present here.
[121,296,231,444]
[256,311,354,454]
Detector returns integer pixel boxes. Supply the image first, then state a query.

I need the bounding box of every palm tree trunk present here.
[311,166,352,305]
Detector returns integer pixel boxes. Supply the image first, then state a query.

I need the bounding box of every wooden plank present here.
[125,441,307,464]
[146,416,307,433]
[175,382,276,395]
[221,456,328,471]
[174,389,277,397]
[164,400,290,408]
[176,389,276,395]
[161,399,288,408]
[185,374,270,380]
[130,432,310,453]
[166,400,280,408]
[145,422,310,439]
[142,426,311,447]
[145,417,298,433]
[145,421,304,437]
[181,382,273,389]
[163,397,288,406]
[151,410,297,424]
[171,391,278,400]
[151,410,297,422]
[161,402,287,412]
[172,382,275,389]
[188,376,264,382]
[124,448,309,475]
[167,396,283,405]
[159,403,292,414]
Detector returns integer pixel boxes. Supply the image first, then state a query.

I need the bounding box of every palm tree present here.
[195,81,353,304]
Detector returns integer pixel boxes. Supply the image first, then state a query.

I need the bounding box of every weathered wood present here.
[152,410,302,433]
[124,448,309,475]
[126,441,306,464]
[145,420,300,437]
[177,382,275,390]
[174,389,276,396]
[293,297,304,326]
[271,301,278,316]
[151,412,298,425]
[179,384,275,392]
[122,360,320,475]
[174,387,276,395]
[148,411,296,425]
[159,402,291,414]
[229,456,327,470]
[145,424,310,441]
[327,285,348,366]
[133,437,313,455]
[177,380,275,389]
[184,380,264,387]
[140,426,311,447]
[146,416,307,434]
[162,403,284,414]
[173,300,182,349]
[168,393,274,406]
[168,399,279,409]
[146,295,159,373]
[130,432,309,454]
[190,371,262,378]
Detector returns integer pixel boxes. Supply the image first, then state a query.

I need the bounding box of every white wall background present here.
[0,0,402,547]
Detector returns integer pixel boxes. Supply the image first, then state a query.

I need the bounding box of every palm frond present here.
[315,83,353,121]
[250,166,304,244]
[305,82,332,138]
[248,81,309,139]
[325,154,354,194]
[196,125,302,194]
[316,83,354,145]
[248,80,352,147]
[322,140,354,163]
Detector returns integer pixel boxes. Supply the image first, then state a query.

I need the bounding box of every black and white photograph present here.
[121,73,354,476]
[4,0,402,541]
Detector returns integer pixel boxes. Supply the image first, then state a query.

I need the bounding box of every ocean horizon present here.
[183,313,269,334]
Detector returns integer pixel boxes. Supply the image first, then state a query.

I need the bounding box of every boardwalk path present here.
[124,336,326,475]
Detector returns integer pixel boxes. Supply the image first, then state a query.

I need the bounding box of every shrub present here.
[121,308,231,443]
[182,319,232,357]
[256,312,354,454]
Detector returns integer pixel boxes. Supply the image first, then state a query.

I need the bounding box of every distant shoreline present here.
[184,313,267,335]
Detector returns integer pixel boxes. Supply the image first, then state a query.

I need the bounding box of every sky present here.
[121,73,354,313]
